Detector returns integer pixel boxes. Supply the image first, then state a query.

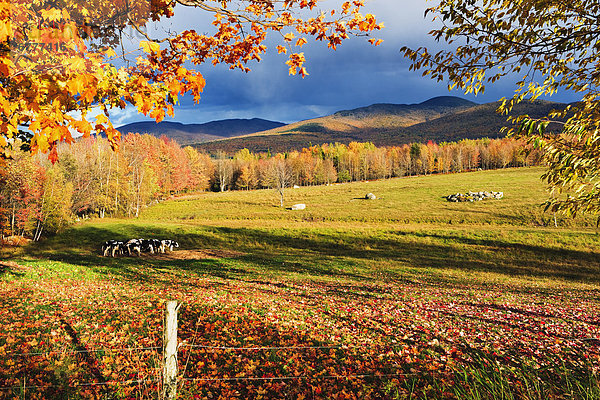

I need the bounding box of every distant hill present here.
[378,100,566,146]
[279,96,477,137]
[195,96,478,153]
[117,118,286,145]
[333,96,477,120]
[194,97,567,153]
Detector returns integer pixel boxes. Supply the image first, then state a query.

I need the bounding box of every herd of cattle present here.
[102,238,179,257]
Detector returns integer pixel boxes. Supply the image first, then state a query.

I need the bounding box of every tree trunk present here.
[114,155,119,214]
[33,220,43,242]
[10,203,15,237]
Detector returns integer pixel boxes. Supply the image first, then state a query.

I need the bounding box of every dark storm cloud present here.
[111,0,583,126]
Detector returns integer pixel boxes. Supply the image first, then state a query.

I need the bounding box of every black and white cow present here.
[104,238,179,257]
[102,240,116,257]
[126,239,142,256]
[102,240,125,257]
[161,240,179,252]
[150,239,163,253]
[140,239,157,254]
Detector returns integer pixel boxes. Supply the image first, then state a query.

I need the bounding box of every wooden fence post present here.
[163,301,179,400]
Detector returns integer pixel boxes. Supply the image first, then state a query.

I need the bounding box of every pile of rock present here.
[446,191,503,202]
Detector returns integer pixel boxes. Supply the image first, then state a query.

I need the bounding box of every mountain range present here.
[117,118,286,145]
[118,96,567,153]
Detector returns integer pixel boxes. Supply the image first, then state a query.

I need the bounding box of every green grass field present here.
[1,167,599,399]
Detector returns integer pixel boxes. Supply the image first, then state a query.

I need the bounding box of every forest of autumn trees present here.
[4,0,600,223]
[0,134,542,240]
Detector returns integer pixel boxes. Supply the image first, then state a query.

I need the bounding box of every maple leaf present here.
[140,40,161,54]
[72,119,92,136]
[95,114,109,125]
[41,8,63,22]
[67,58,86,74]
[105,48,117,58]
[149,107,165,122]
[48,143,59,164]
[66,76,85,95]
[0,20,10,42]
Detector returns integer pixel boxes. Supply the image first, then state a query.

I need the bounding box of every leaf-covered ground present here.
[1,168,600,399]
[1,257,599,399]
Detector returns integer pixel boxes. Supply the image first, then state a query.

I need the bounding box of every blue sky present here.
[110,0,582,127]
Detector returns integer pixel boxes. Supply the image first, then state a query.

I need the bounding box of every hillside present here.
[117,118,286,145]
[2,168,598,398]
[194,97,566,154]
[379,99,566,146]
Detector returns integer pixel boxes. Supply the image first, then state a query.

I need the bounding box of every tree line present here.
[0,134,542,240]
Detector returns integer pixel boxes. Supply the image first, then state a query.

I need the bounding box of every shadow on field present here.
[22,224,249,283]
[205,226,600,283]
[22,223,600,285]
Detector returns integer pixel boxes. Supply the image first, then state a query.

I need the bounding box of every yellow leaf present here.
[67,76,85,95]
[29,120,41,132]
[140,40,160,54]
[35,133,49,153]
[72,119,92,136]
[95,114,109,125]
[67,58,86,73]
[0,20,10,42]
[41,8,63,22]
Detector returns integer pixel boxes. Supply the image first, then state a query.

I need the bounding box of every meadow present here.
[1,167,599,399]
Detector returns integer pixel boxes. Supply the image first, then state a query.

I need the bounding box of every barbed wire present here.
[4,334,598,359]
[4,345,161,357]
[3,343,350,358]
[0,377,159,392]
[181,371,424,383]
[179,344,343,351]
[0,371,425,392]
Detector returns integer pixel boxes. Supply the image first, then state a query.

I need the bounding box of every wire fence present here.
[0,371,427,393]
[0,339,414,393]
[180,372,421,383]
[3,335,596,359]
[5,345,162,357]
[179,343,343,351]
[1,300,598,396]
[0,378,160,392]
